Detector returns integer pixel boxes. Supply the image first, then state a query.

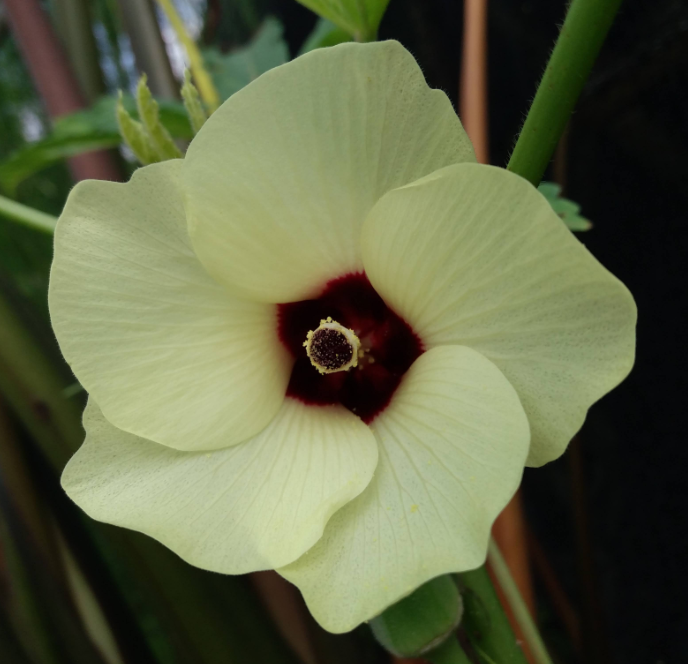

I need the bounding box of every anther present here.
[303,317,360,374]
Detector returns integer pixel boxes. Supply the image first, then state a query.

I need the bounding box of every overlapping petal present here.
[279,345,529,633]
[63,398,378,573]
[183,40,475,303]
[361,163,637,466]
[49,160,291,452]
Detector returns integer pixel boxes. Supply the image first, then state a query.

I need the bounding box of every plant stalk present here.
[507,0,624,185]
[154,0,220,111]
[487,540,554,664]
[0,195,57,234]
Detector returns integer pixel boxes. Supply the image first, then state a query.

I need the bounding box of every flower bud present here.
[370,575,463,658]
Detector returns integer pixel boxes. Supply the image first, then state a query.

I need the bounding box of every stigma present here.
[304,317,360,374]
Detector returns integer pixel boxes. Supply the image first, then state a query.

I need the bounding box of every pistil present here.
[304,317,360,374]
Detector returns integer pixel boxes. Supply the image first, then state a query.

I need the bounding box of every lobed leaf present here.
[538,181,592,231]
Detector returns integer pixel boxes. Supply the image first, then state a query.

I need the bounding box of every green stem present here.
[425,636,472,664]
[507,0,623,185]
[487,540,554,664]
[0,194,57,234]
[458,566,528,664]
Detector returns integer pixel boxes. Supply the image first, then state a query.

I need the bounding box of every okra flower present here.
[50,41,636,633]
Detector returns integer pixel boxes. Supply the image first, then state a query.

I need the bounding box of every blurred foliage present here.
[0,31,72,215]
[0,32,67,326]
[204,0,273,48]
[203,17,289,100]
[0,96,191,193]
[299,18,352,54]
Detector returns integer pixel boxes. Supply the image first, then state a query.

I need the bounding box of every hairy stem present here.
[507,0,624,185]
[487,540,554,664]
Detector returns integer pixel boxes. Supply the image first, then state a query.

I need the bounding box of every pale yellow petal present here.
[49,160,291,451]
[183,40,475,303]
[279,346,529,632]
[361,163,637,466]
[63,398,378,573]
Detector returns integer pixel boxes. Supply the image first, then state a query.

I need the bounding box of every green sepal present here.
[136,75,183,161]
[459,566,529,664]
[370,575,463,658]
[116,92,158,166]
[181,70,207,135]
[538,181,592,231]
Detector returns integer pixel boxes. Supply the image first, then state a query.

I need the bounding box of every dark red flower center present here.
[278,273,424,423]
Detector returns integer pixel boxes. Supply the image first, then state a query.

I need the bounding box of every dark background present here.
[266,1,686,662]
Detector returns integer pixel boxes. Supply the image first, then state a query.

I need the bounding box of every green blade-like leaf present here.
[295,0,391,41]
[202,18,289,101]
[0,135,119,195]
[0,607,34,664]
[96,529,303,664]
[538,181,592,232]
[0,494,110,664]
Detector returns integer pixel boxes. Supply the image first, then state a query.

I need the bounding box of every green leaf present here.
[538,181,592,232]
[295,0,391,41]
[202,18,289,101]
[0,134,119,195]
[299,18,353,54]
[0,96,192,193]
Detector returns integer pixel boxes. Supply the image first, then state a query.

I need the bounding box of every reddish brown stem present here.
[3,0,121,183]
[459,2,537,660]
[459,0,490,164]
[490,492,536,663]
[527,527,581,649]
[250,571,318,664]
